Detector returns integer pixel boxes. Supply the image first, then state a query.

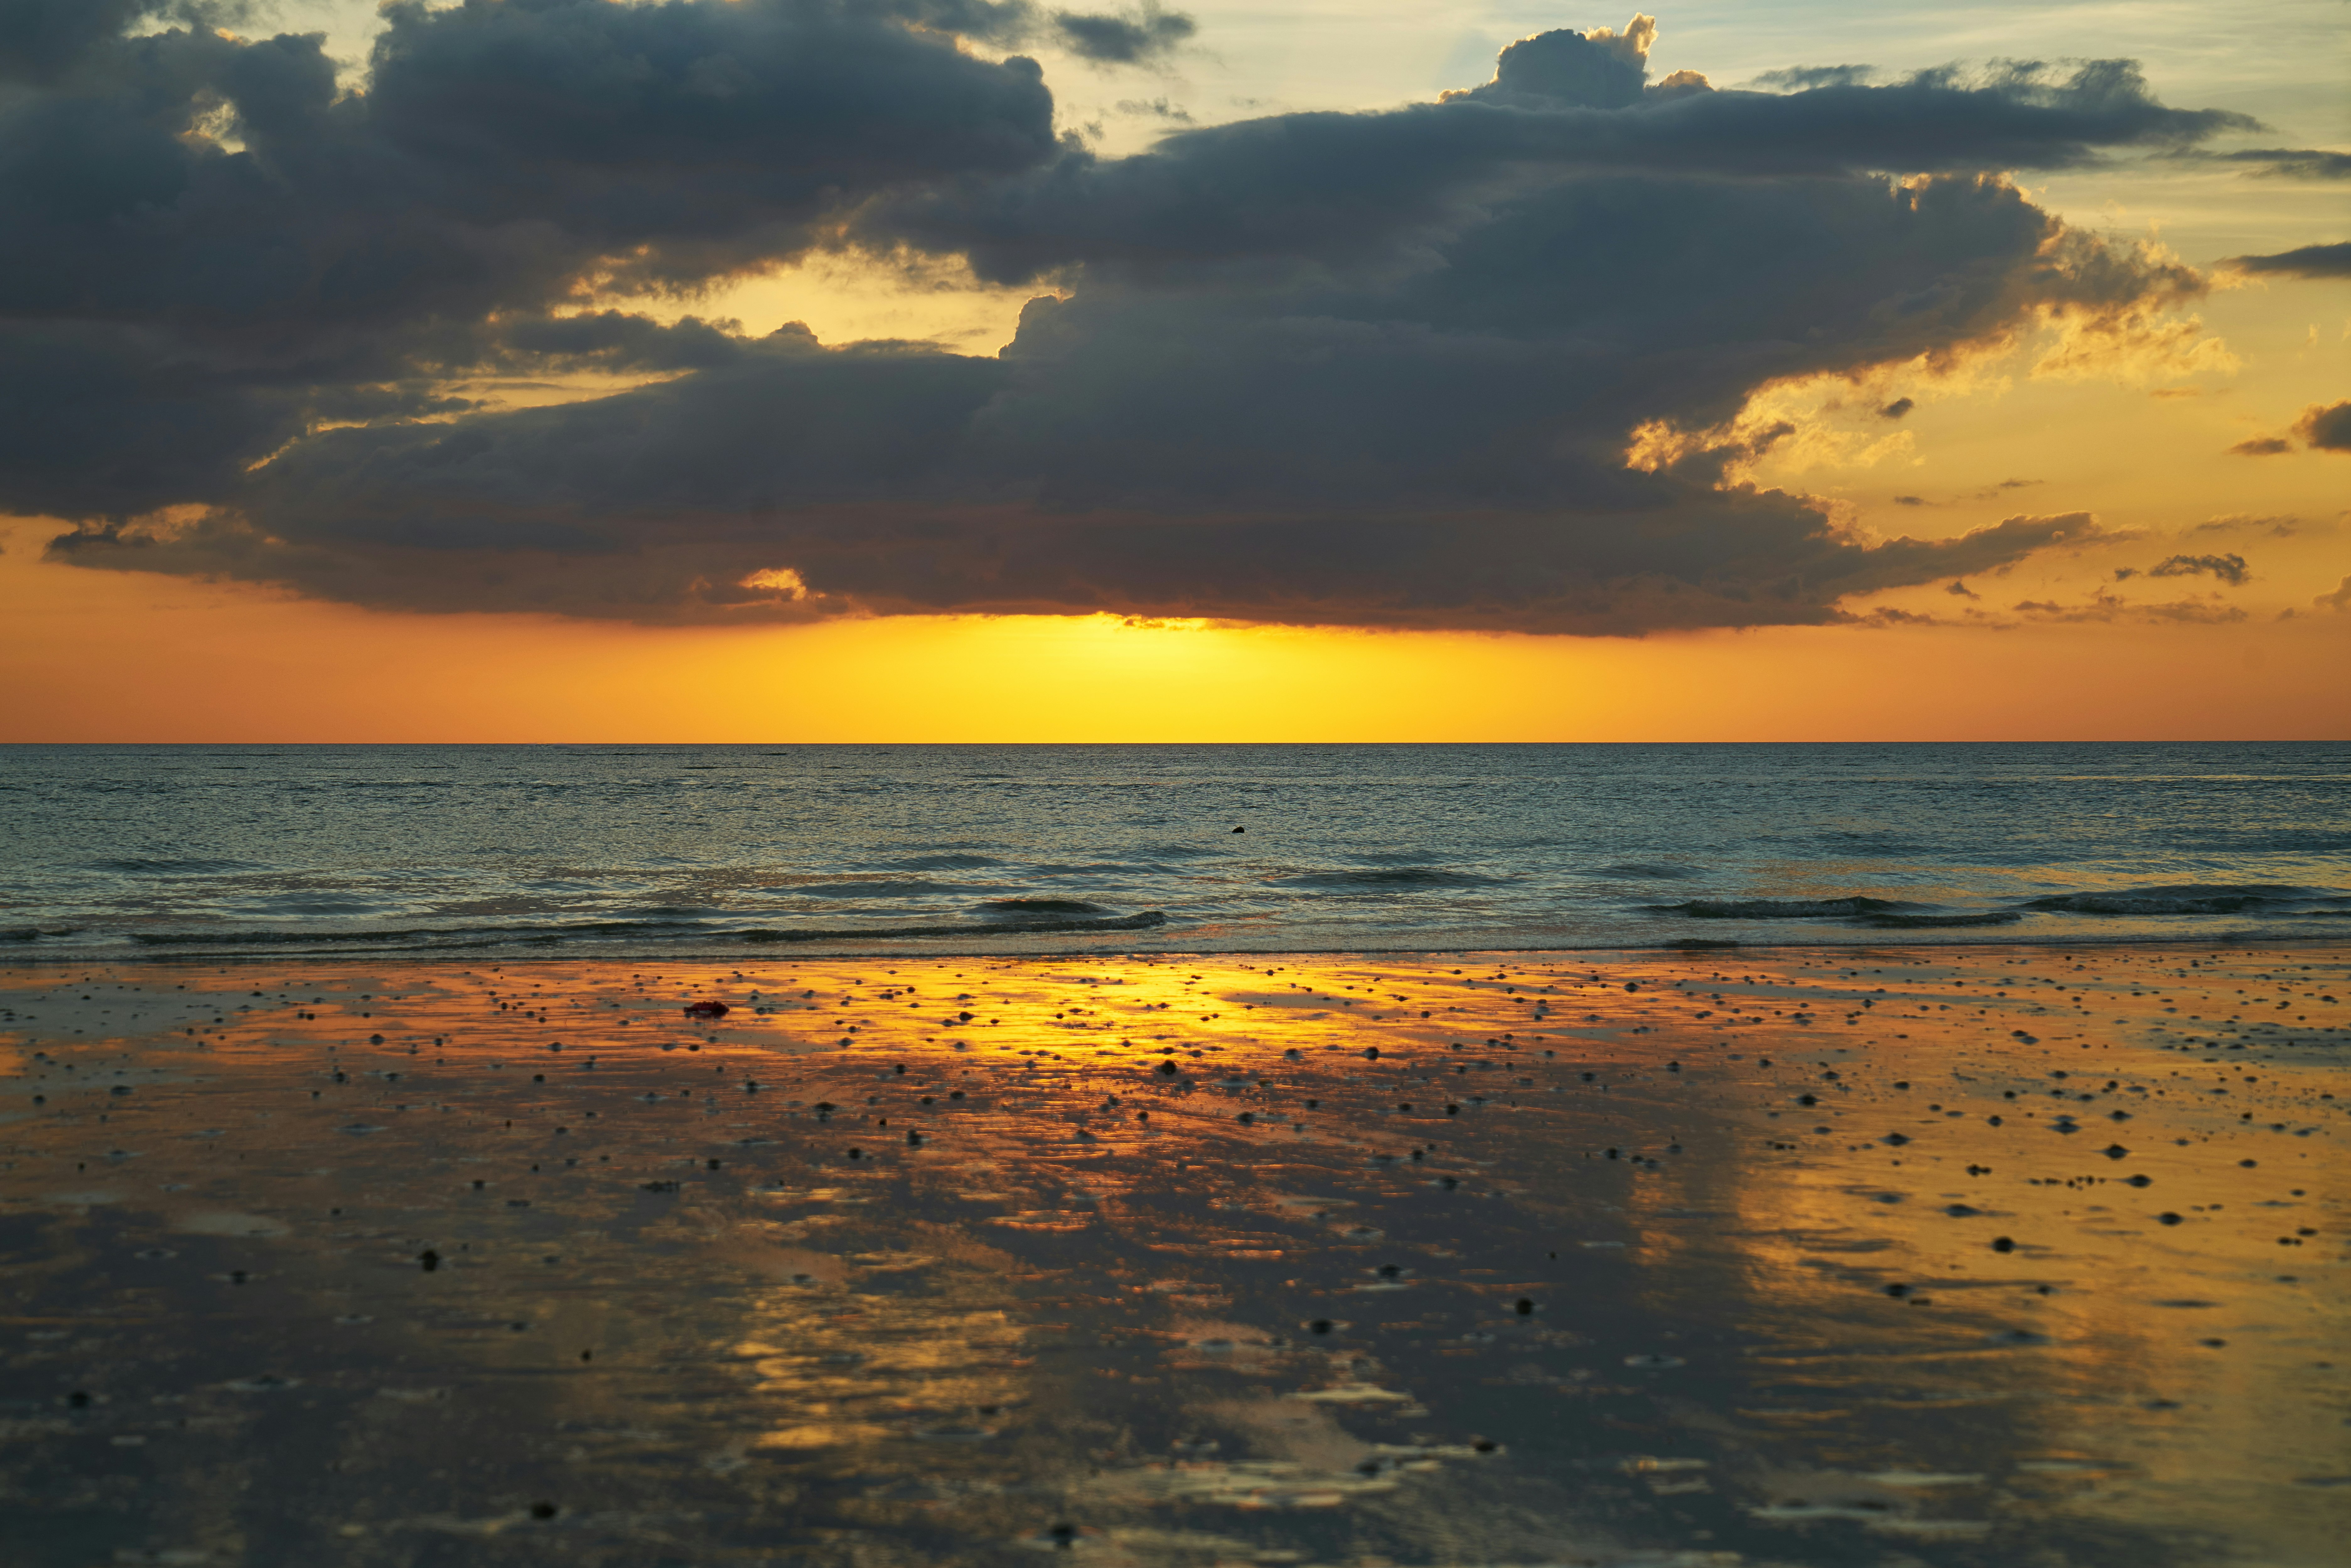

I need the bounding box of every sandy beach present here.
[2,943,2344,1566]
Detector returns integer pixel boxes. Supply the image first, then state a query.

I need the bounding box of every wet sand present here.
[2,945,2344,1567]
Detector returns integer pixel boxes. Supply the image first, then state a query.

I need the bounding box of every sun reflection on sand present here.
[0,948,2342,1565]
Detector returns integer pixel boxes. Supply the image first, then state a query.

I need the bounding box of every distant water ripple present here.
[1,743,2346,957]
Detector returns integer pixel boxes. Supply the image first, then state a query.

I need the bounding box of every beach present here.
[2,943,2344,1566]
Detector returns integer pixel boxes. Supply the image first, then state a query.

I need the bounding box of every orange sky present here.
[6,512,2344,742]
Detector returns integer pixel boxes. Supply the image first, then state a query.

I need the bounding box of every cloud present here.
[2145,551,2248,585]
[2294,400,2351,451]
[1051,2,1195,64]
[871,55,2249,285]
[10,7,2259,633]
[2211,147,2351,180]
[2009,590,2246,625]
[2316,576,2351,612]
[2227,241,2351,279]
[0,0,1062,514]
[2225,400,2351,457]
[1750,65,1877,92]
[2189,513,2297,536]
[1447,16,1660,109]
[1879,396,1915,419]
[1115,97,1192,121]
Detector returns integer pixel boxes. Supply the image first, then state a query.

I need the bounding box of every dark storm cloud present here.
[2228,242,2351,279]
[1,0,1061,320]
[866,56,2249,284]
[7,8,2261,632]
[0,0,1062,513]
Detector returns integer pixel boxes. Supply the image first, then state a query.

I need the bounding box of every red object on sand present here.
[682,1001,730,1018]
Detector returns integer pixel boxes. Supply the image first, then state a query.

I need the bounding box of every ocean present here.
[3,742,2347,960]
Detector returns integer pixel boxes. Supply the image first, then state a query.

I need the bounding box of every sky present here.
[0,0,2345,742]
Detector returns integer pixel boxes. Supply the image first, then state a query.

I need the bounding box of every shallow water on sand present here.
[2,948,2345,1566]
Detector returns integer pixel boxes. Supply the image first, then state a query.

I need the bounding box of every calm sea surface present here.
[3,743,2347,959]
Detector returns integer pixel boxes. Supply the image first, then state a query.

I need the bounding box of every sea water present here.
[2,742,2346,958]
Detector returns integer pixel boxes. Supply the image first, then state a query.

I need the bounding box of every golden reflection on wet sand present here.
[0,947,2344,1566]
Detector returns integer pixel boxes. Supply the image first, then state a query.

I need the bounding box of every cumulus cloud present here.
[1446,15,1661,109]
[9,5,2261,633]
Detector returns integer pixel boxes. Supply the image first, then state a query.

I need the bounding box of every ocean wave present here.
[84,857,261,874]
[1276,867,1503,890]
[874,853,1004,871]
[1860,911,2023,928]
[976,898,1112,917]
[126,919,699,948]
[1657,897,1916,920]
[1,926,80,942]
[743,911,1167,943]
[788,879,976,899]
[2021,884,2341,916]
[1599,862,1697,880]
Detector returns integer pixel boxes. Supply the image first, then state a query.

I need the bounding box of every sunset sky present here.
[2,0,2344,741]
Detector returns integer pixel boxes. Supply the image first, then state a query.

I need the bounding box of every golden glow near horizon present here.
[3,520,2345,742]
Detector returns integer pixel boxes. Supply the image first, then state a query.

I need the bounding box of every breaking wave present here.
[1658,897,1916,920]
[1277,867,1503,890]
[744,911,1167,942]
[127,920,700,948]
[977,898,1114,916]
[85,857,260,875]
[1859,911,2023,929]
[2021,884,2343,916]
